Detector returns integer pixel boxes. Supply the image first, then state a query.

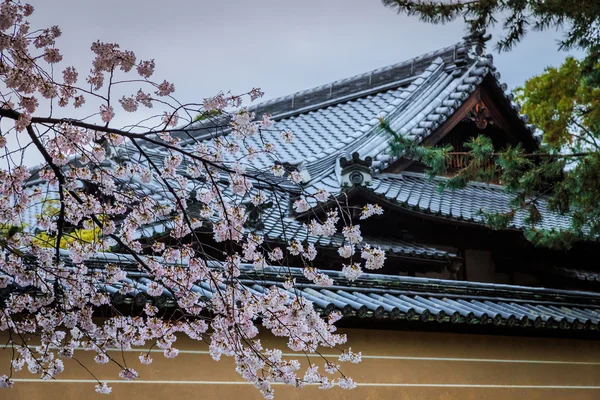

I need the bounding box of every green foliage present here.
[382,118,451,178]
[380,51,600,249]
[0,224,22,239]
[440,136,495,191]
[381,0,600,53]
[523,228,580,249]
[515,57,600,148]
[478,209,515,230]
[193,109,223,122]
[582,45,600,88]
[516,56,600,243]
[382,0,600,90]
[32,221,103,250]
[380,1,600,249]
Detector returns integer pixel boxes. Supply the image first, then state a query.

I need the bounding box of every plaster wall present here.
[1,328,599,400]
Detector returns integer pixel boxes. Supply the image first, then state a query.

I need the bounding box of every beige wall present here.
[1,328,599,400]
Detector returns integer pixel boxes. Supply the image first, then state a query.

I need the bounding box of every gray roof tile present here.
[368,172,572,231]
[34,256,597,330]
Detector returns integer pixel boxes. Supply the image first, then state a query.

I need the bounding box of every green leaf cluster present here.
[515,57,600,148]
[381,0,600,55]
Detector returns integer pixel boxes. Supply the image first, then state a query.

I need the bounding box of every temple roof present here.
[13,34,561,270]
[146,34,534,178]
[5,252,597,332]
[121,33,558,235]
[13,36,600,337]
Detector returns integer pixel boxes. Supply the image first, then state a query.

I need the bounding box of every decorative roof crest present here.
[339,152,373,188]
[462,30,492,56]
[243,200,273,230]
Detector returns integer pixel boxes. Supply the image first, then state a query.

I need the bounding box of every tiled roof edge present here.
[380,171,508,191]
[246,265,600,301]
[55,251,599,301]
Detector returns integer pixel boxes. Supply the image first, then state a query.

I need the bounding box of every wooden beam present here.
[421,88,482,148]
[479,87,521,145]
[385,89,481,173]
[481,76,538,151]
[384,78,539,174]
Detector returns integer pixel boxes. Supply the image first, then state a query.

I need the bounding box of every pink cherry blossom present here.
[155,80,175,97]
[119,95,138,112]
[99,104,114,123]
[63,66,78,85]
[342,263,362,281]
[164,348,179,358]
[119,368,139,380]
[314,189,330,202]
[360,203,384,219]
[249,87,264,101]
[281,130,294,143]
[162,111,179,127]
[43,47,62,63]
[15,112,31,131]
[137,59,155,78]
[19,96,38,113]
[337,377,357,389]
[293,197,310,213]
[0,4,369,398]
[361,245,386,270]
[342,225,363,245]
[0,375,13,389]
[338,245,354,258]
[95,383,112,394]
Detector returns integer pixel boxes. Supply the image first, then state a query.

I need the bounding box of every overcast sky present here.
[29,0,579,116]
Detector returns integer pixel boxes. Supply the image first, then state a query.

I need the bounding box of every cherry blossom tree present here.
[0,1,384,397]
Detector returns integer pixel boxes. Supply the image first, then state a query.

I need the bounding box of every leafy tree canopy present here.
[380,0,600,249]
[381,0,600,55]
[381,52,600,249]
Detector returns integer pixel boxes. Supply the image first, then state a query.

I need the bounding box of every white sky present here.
[9,0,581,166]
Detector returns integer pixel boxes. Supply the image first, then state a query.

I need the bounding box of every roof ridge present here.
[240,264,600,301]
[295,62,450,183]
[249,40,473,120]
[67,250,600,300]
